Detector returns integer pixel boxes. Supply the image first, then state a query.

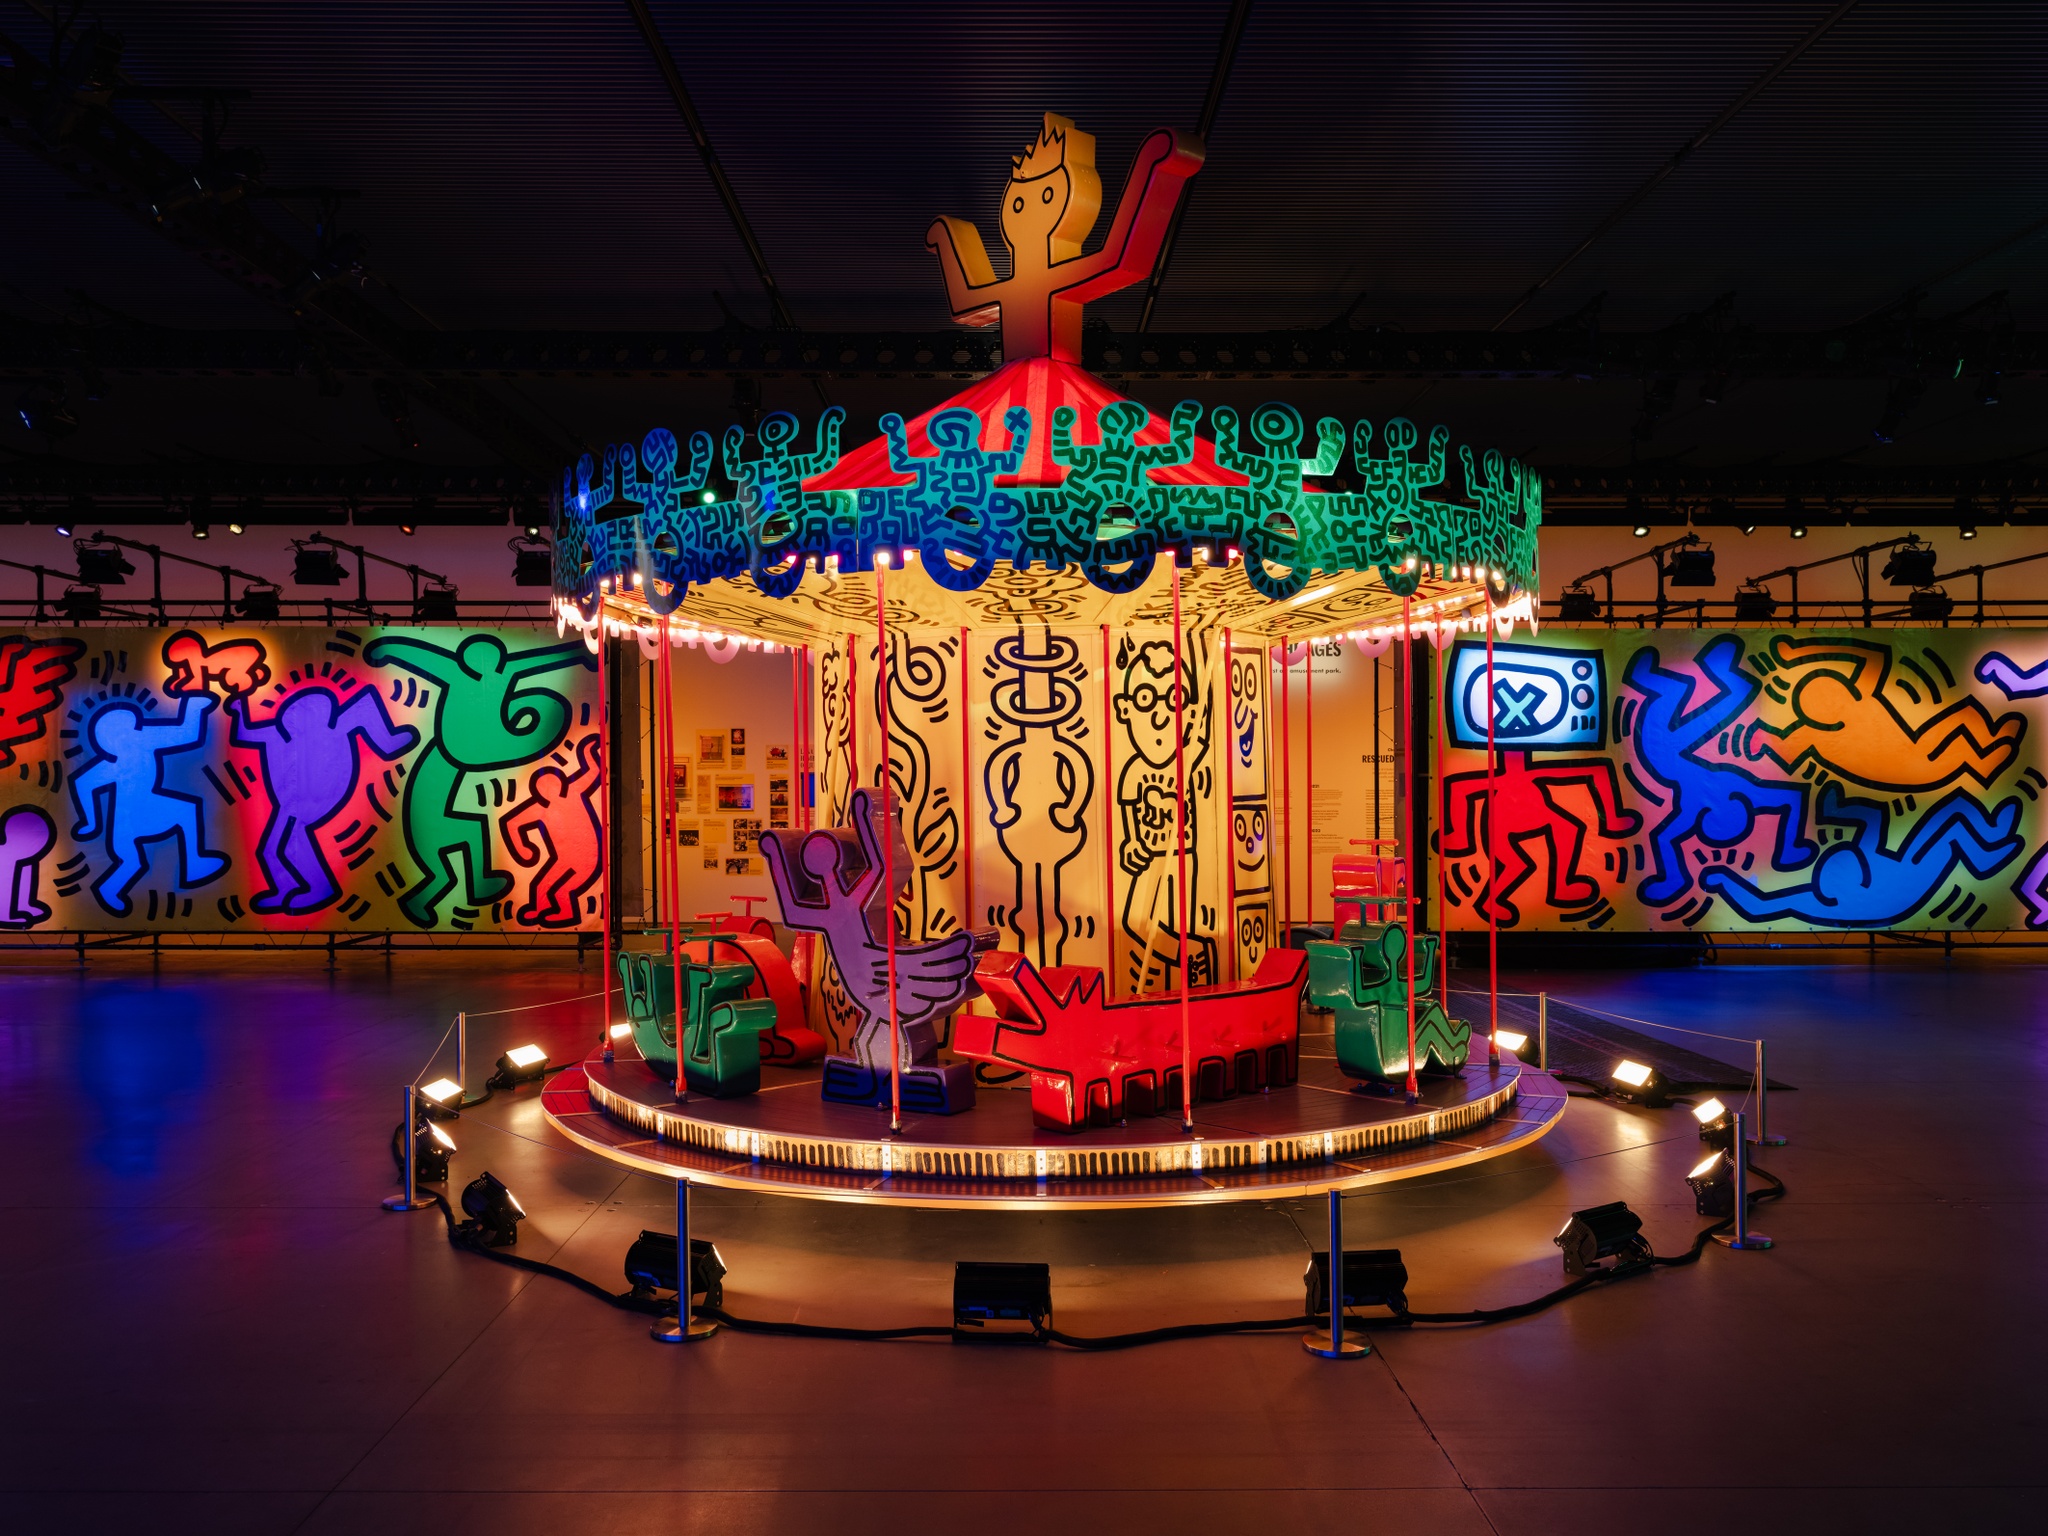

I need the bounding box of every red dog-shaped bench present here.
[952,948,1308,1131]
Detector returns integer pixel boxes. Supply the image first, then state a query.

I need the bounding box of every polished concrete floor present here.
[2,947,2042,1534]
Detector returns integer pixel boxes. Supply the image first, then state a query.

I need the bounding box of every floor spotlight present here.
[393,1116,457,1183]
[1304,1248,1408,1320]
[490,1043,549,1087]
[459,1171,525,1246]
[623,1229,727,1309]
[952,1261,1052,1342]
[1686,1150,1737,1217]
[1554,1201,1652,1277]
[1692,1096,1734,1149]
[1609,1058,1671,1107]
[608,1022,634,1041]
[419,1077,463,1108]
[1493,1029,1528,1055]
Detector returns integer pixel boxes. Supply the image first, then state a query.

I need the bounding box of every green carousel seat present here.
[616,951,777,1097]
[1304,921,1471,1082]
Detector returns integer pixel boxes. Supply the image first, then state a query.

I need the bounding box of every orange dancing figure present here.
[926,112,1203,363]
[1745,637,2025,793]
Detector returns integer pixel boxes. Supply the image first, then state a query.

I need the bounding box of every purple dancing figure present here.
[231,687,419,914]
[68,695,228,916]
[0,805,56,929]
[759,788,979,1114]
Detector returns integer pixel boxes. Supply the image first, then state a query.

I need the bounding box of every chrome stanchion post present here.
[1715,1110,1773,1251]
[1538,991,1549,1072]
[1304,1185,1369,1358]
[456,1010,468,1103]
[382,1084,430,1212]
[652,1175,720,1342]
[1751,1039,1785,1146]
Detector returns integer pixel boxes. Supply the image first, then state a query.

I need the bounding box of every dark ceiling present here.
[2,0,2045,524]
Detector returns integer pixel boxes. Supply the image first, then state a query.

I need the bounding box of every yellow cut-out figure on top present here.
[926,112,1203,364]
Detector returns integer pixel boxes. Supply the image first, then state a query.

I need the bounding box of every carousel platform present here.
[541,1034,1567,1210]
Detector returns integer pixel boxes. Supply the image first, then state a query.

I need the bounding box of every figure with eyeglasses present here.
[1111,637,1217,994]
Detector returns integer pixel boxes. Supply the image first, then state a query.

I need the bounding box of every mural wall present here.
[0,626,601,934]
[1435,628,2048,933]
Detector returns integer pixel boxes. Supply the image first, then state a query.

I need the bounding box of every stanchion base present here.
[1302,1329,1370,1358]
[651,1314,722,1343]
[1714,1230,1774,1250]
[382,1195,433,1211]
[1750,1135,1787,1147]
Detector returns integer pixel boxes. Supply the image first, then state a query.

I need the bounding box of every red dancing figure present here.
[500,732,605,929]
[1436,750,1642,927]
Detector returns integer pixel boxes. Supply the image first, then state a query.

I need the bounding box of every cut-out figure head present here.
[1002,113,1101,268]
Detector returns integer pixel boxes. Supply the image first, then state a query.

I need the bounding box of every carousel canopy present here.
[551,111,1542,649]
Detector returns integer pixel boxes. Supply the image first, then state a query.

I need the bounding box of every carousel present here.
[538,112,1561,1208]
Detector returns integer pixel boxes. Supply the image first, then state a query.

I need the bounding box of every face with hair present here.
[1114,640,1192,769]
[999,113,1100,265]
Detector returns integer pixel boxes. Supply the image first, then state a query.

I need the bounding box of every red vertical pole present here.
[1401,598,1418,1104]
[876,560,901,1133]
[598,618,613,1051]
[1101,623,1116,996]
[1222,626,1236,984]
[847,633,859,796]
[661,623,685,1101]
[1171,560,1192,1132]
[1486,593,1500,1064]
[1280,633,1292,951]
[959,625,973,930]
[1436,636,1450,1014]
[1305,632,1315,930]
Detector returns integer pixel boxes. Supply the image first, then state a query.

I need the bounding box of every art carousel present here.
[539,112,1563,1212]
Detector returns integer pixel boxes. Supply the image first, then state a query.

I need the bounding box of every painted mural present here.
[0,626,601,934]
[801,621,1251,1071]
[1434,628,2048,933]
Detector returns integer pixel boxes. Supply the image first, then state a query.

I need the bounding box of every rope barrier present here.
[462,988,609,1019]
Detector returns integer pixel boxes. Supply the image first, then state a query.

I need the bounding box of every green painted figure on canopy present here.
[363,633,593,927]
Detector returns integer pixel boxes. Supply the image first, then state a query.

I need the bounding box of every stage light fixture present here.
[393,1116,457,1183]
[1609,1058,1671,1107]
[1960,523,1978,540]
[413,582,459,622]
[236,584,281,621]
[1493,1029,1528,1054]
[293,543,348,585]
[952,1261,1052,1342]
[54,520,72,538]
[1554,1201,1652,1277]
[1881,537,1937,587]
[491,1043,549,1087]
[1692,1096,1735,1149]
[15,386,78,439]
[58,584,101,621]
[1909,587,1953,622]
[512,539,553,586]
[1685,1150,1736,1218]
[608,1022,633,1040]
[74,541,133,585]
[1734,584,1777,622]
[399,523,417,536]
[420,1077,463,1106]
[1304,1248,1408,1319]
[1664,545,1716,588]
[1557,585,1601,622]
[1632,522,1649,538]
[623,1229,727,1309]
[459,1171,525,1247]
[190,519,210,540]
[1790,524,1808,539]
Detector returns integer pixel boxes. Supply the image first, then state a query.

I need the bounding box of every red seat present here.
[1333,840,1406,927]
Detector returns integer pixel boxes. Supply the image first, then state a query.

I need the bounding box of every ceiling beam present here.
[3,322,2040,383]
[0,23,574,472]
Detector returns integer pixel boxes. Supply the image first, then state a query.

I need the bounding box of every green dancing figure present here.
[363,634,594,928]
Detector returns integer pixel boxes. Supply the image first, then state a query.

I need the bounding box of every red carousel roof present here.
[804,357,1247,492]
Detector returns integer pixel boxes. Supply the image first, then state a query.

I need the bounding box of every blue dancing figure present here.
[68,695,228,916]
[1701,784,2024,927]
[1626,635,1815,906]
